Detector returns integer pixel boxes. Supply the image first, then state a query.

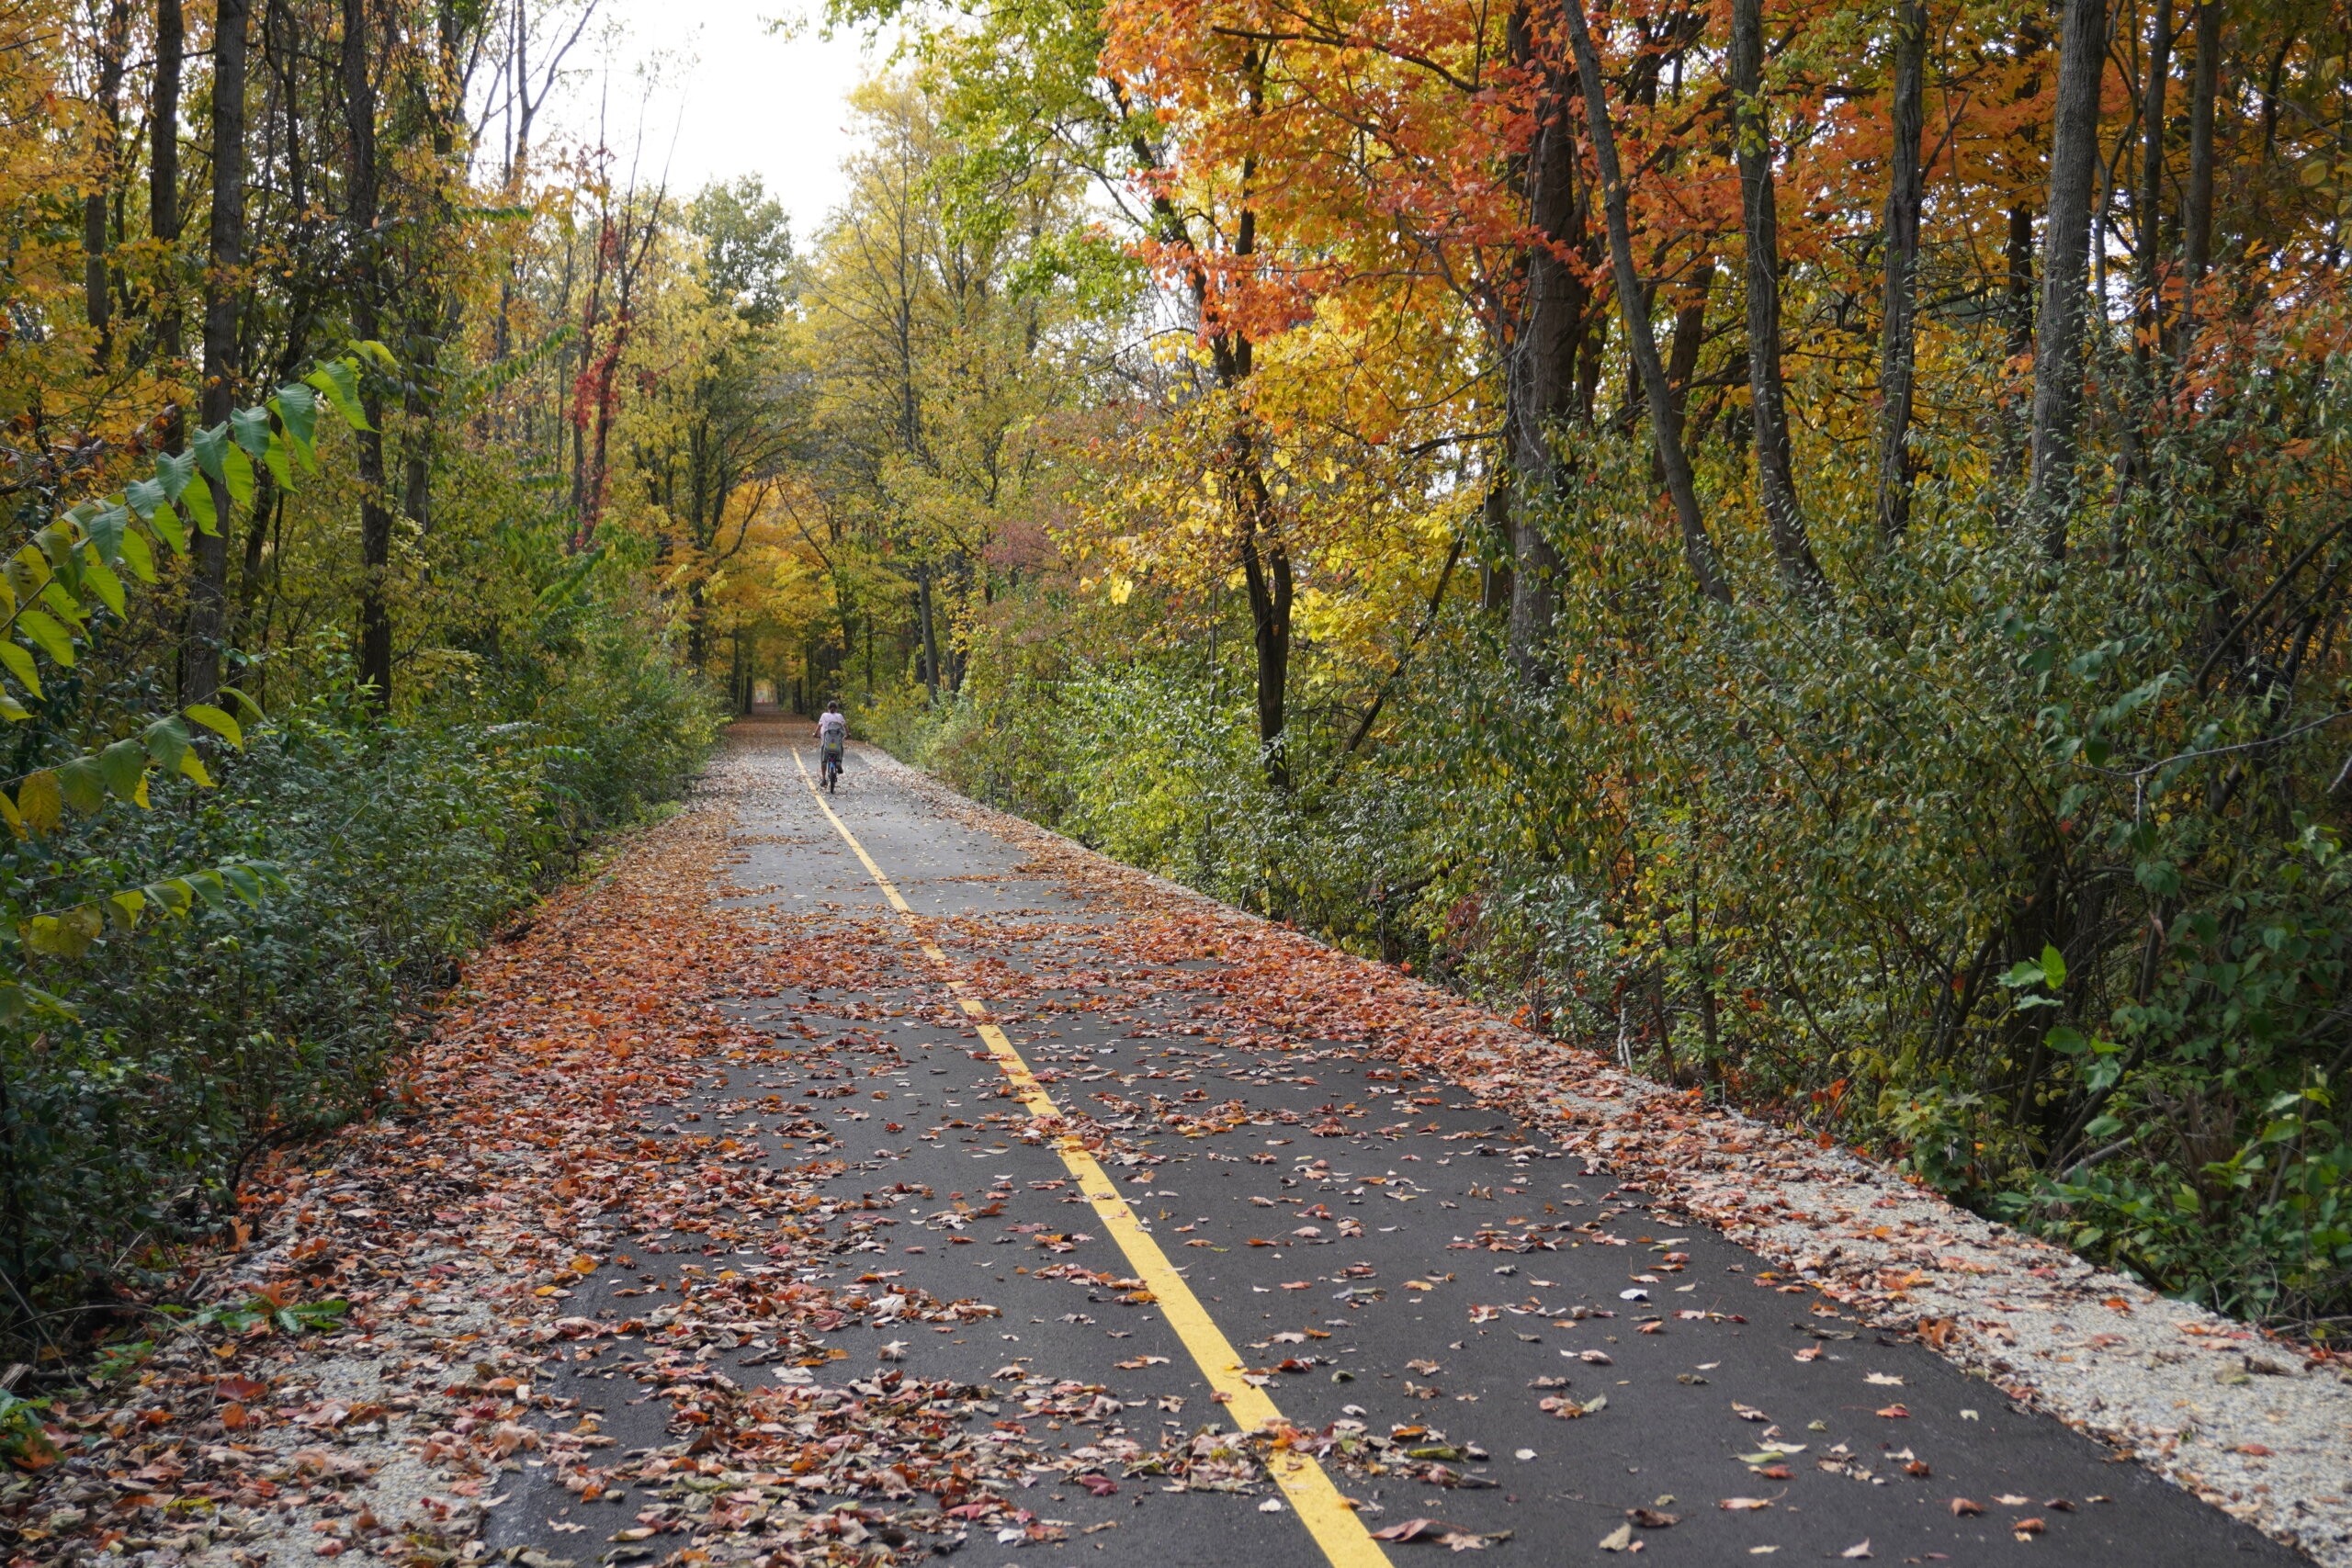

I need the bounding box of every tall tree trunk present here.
[2027,0,2110,557]
[1875,0,1928,539]
[2132,0,2173,326]
[916,563,939,700]
[84,0,130,355]
[1229,423,1293,790]
[151,0,184,366]
[1563,0,1726,603]
[1500,0,1585,678]
[1994,204,2037,478]
[186,0,249,707]
[1664,257,1713,415]
[2173,1,2220,367]
[1729,0,1826,592]
[342,0,392,706]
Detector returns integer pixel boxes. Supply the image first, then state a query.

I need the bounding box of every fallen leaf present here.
[1719,1497,1774,1511]
[1626,1507,1677,1528]
[1873,1403,1910,1418]
[1840,1542,1872,1560]
[1950,1498,1983,1517]
[1597,1522,1634,1551]
[1864,1372,1905,1385]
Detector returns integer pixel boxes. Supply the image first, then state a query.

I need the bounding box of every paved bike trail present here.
[483,727,2298,1567]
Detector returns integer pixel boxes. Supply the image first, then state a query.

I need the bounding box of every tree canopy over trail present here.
[0,0,2348,1351]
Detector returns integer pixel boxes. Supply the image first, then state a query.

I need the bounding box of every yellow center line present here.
[790,749,1392,1568]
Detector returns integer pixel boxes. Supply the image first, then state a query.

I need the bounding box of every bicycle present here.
[820,744,843,793]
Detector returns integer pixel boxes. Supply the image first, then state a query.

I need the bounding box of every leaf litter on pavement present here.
[9,732,2349,1567]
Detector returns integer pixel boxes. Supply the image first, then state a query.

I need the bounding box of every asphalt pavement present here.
[482,732,2299,1566]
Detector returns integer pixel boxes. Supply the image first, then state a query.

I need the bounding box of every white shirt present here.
[817,712,847,745]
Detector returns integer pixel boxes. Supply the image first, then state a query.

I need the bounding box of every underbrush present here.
[868,407,2352,1336]
[0,630,721,1348]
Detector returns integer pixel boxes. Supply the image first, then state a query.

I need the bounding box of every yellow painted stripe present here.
[791,750,1391,1568]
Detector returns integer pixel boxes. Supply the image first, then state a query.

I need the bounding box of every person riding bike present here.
[816,700,847,792]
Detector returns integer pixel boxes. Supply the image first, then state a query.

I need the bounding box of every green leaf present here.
[186,868,227,908]
[145,502,187,557]
[124,476,168,519]
[78,502,129,564]
[273,381,318,444]
[34,528,82,593]
[217,686,266,724]
[190,425,251,514]
[259,429,294,491]
[142,879,193,916]
[218,863,265,904]
[0,789,23,839]
[2039,943,2066,987]
[83,559,124,618]
[190,423,232,489]
[0,694,29,723]
[229,406,273,460]
[166,483,206,546]
[15,772,60,831]
[118,525,156,583]
[82,502,129,564]
[152,450,197,502]
[0,641,42,700]
[182,705,243,748]
[219,446,254,514]
[17,611,74,668]
[38,581,84,626]
[141,716,191,777]
[22,908,99,959]
[304,361,370,430]
[176,749,214,788]
[99,738,149,804]
[53,756,106,814]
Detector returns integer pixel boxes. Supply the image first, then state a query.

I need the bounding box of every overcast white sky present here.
[537,0,894,244]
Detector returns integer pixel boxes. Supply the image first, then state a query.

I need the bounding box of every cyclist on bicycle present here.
[816,700,847,791]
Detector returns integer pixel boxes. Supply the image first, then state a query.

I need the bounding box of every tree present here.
[1874,0,1927,540]
[187,0,250,707]
[1728,0,1825,593]
[2025,0,2109,555]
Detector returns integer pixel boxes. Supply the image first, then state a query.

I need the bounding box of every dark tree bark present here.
[1500,0,1589,677]
[1229,421,1294,790]
[1993,203,2036,479]
[1664,257,1713,416]
[342,0,393,706]
[151,0,184,365]
[186,0,249,708]
[2173,1,2220,366]
[84,0,130,355]
[1563,0,1726,603]
[916,562,940,700]
[2027,0,2110,557]
[1728,0,1826,592]
[2132,0,2173,323]
[1875,0,1928,539]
